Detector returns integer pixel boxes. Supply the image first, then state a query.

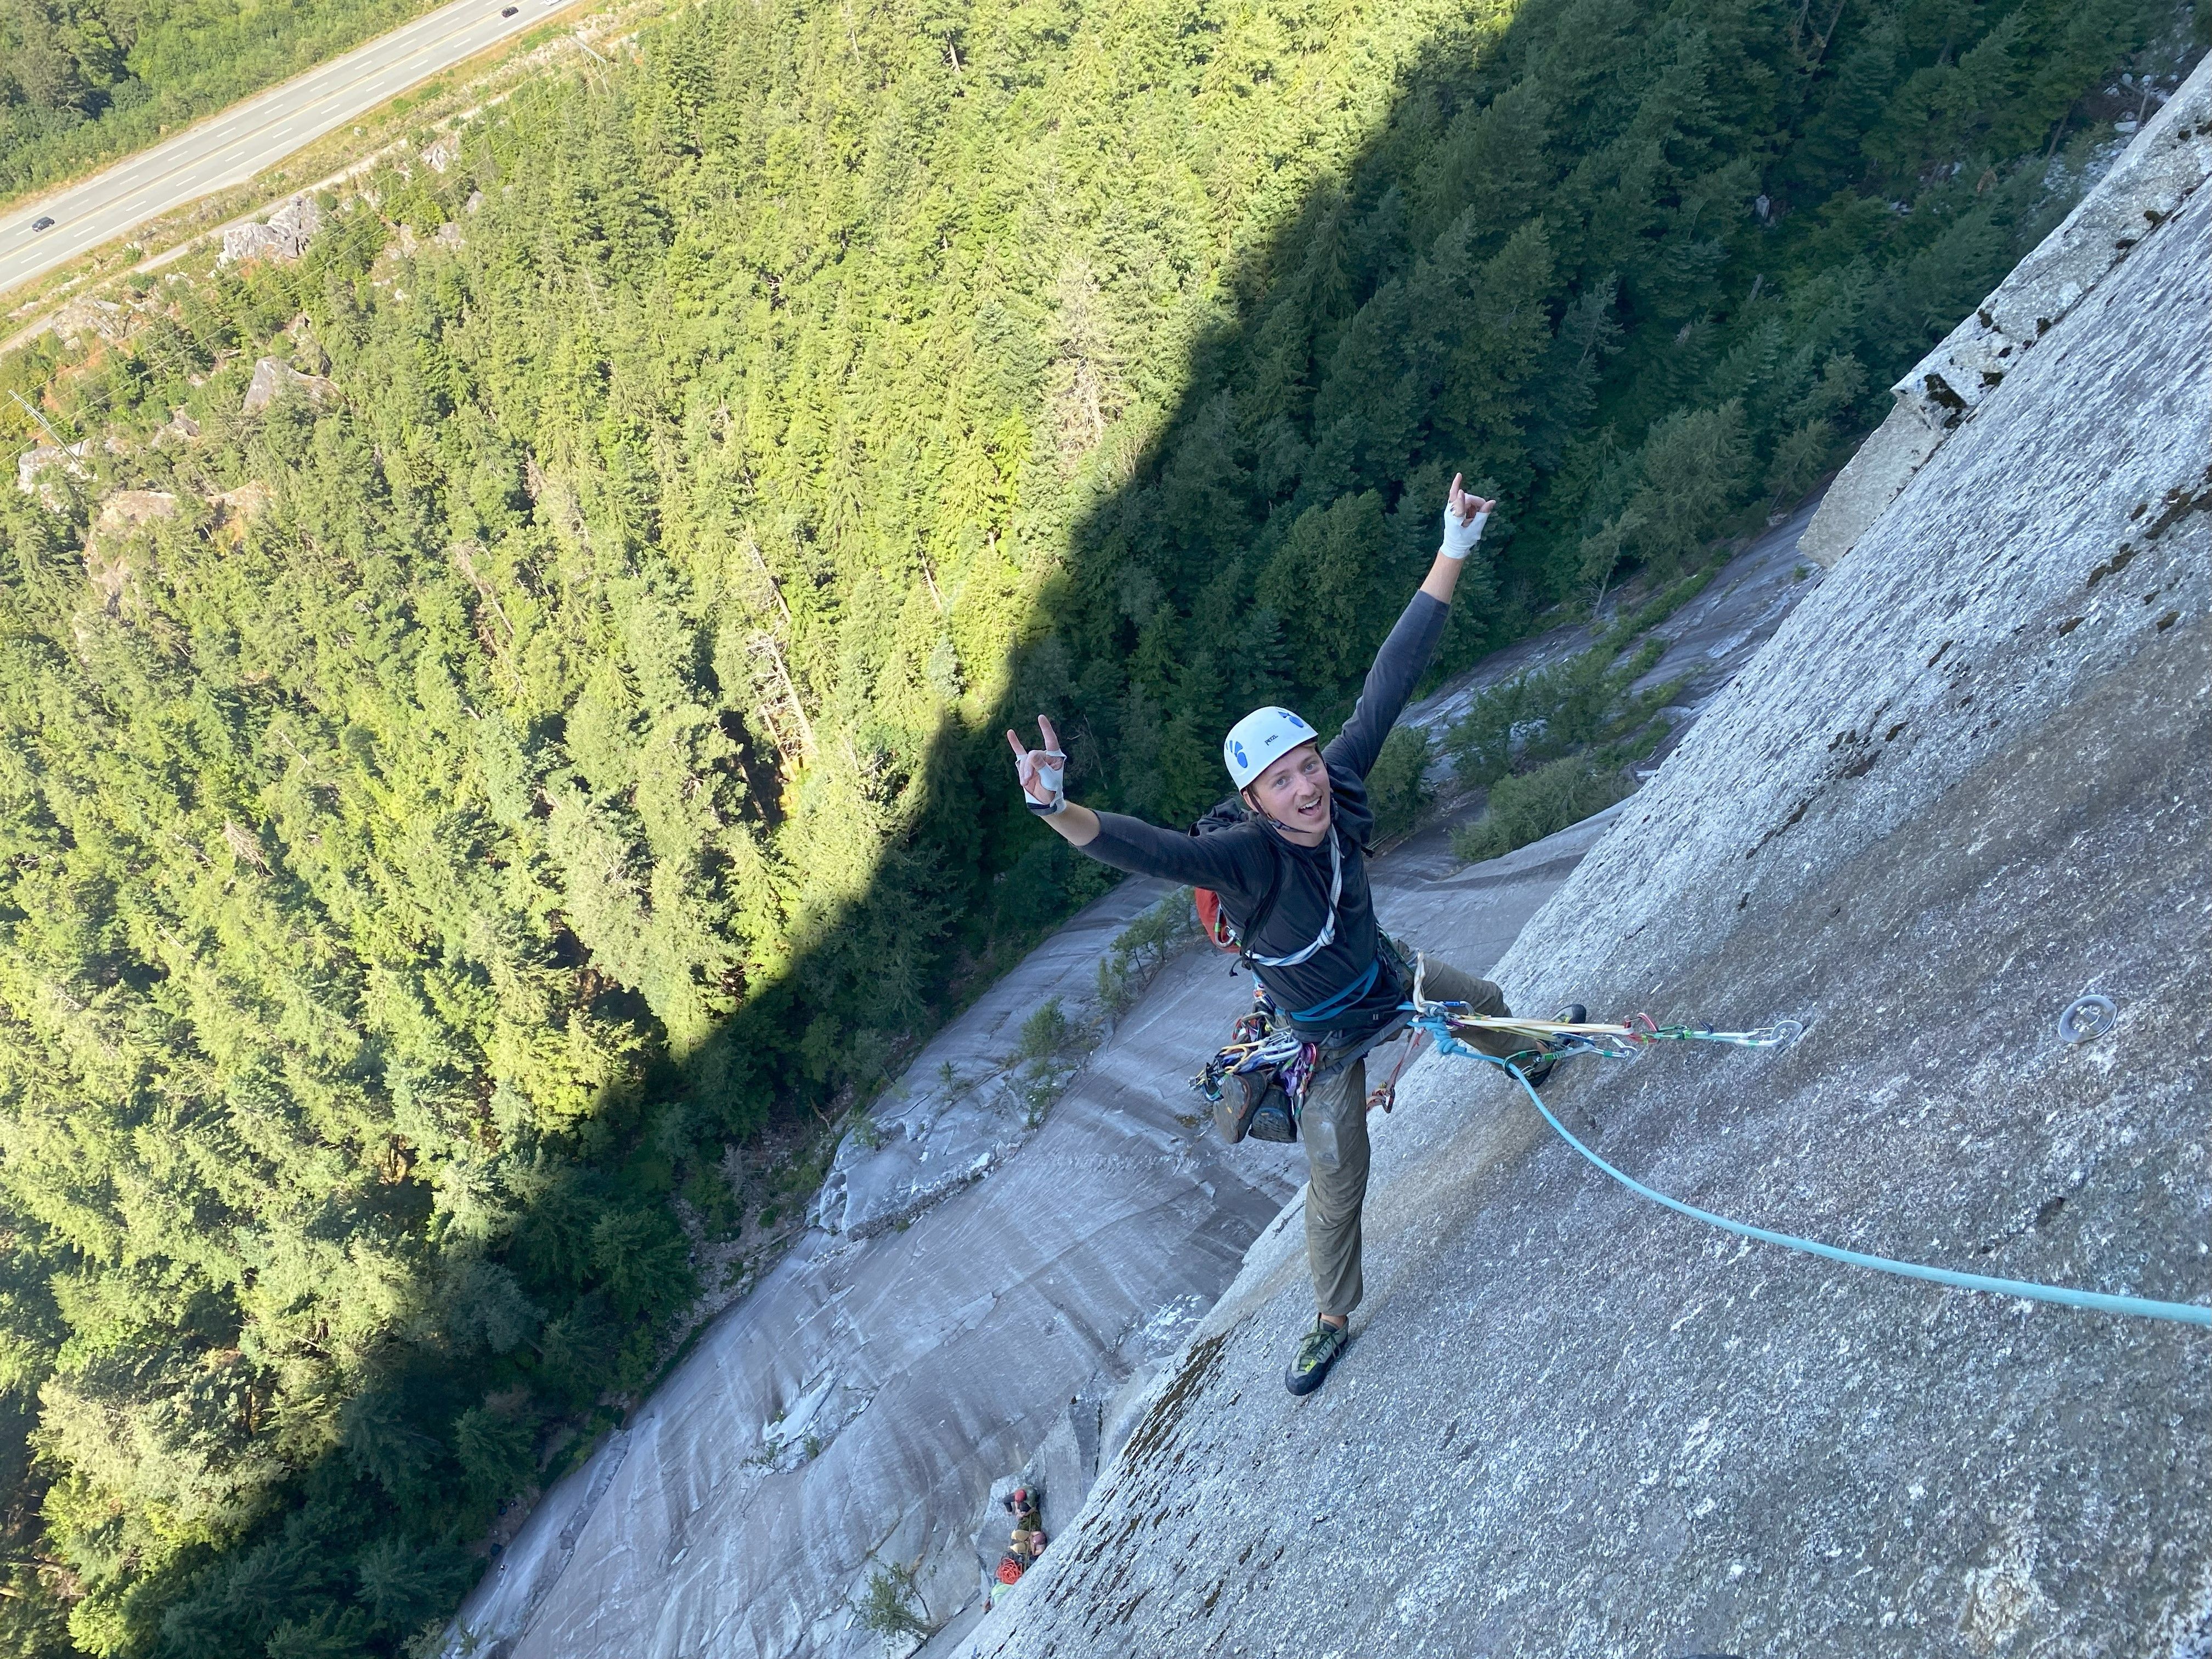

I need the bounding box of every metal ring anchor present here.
[2057,994,2118,1044]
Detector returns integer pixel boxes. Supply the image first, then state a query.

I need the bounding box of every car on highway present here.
[30,217,55,232]
[500,4,517,12]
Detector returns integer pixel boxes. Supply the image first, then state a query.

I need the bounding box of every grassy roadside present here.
[0,0,623,338]
[0,0,456,212]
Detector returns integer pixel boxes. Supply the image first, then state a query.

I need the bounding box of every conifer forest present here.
[0,0,2191,1649]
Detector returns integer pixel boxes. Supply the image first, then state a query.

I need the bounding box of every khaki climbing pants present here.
[1298,958,1521,1320]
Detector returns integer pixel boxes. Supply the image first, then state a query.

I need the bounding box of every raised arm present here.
[1421,474,1491,605]
[1006,718,1259,891]
[1327,475,1493,778]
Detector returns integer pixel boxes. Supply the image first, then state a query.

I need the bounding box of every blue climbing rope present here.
[1410,1012,2212,1330]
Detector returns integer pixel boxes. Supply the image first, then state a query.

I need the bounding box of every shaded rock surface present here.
[450,893,1297,1659]
[963,93,2210,1659]
[808,877,1181,1243]
[445,765,1669,1658]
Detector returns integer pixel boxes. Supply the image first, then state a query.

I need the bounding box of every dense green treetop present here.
[0,0,2185,1649]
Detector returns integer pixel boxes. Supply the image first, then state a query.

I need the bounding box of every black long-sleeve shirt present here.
[1080,591,1448,1039]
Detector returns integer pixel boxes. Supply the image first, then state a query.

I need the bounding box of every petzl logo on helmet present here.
[1223,706,1316,788]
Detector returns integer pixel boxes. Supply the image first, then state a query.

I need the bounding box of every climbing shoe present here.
[1284,1316,1349,1396]
[1519,1003,1589,1090]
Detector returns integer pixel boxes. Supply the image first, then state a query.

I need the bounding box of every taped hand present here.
[1005,715,1069,815]
[1440,472,1496,561]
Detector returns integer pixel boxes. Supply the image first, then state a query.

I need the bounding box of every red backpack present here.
[1194,887,1238,953]
[1188,798,1285,960]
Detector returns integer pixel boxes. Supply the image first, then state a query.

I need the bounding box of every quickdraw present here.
[1417,1009,1805,1065]
[1403,953,1802,1065]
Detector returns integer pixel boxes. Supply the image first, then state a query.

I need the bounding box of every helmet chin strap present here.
[1245,788,1330,840]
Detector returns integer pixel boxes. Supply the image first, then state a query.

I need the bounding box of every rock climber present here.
[1007,475,1582,1397]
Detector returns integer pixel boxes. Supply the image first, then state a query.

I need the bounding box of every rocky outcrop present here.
[809,879,1176,1242]
[42,296,132,346]
[241,357,338,415]
[82,489,179,612]
[86,488,179,539]
[219,195,325,266]
[967,76,2209,1659]
[209,480,273,522]
[14,441,89,504]
[1801,54,2212,567]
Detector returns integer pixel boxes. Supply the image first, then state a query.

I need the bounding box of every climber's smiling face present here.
[1243,741,1331,846]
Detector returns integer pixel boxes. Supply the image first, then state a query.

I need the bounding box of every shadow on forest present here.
[690,25,1533,1152]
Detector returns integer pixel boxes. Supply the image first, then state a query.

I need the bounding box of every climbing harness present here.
[1401,985,2210,1329]
[1197,937,1429,1131]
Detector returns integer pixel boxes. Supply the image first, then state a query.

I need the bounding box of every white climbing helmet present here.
[1223,706,1318,789]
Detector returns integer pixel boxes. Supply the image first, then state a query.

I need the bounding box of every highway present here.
[0,0,569,299]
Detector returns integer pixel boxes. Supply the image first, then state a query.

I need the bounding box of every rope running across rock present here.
[1401,986,2209,1330]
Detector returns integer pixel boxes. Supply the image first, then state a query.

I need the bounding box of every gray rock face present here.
[445,771,1635,1659]
[448,889,1300,1659]
[219,194,324,265]
[13,442,89,503]
[809,877,1180,1243]
[1802,54,2212,568]
[241,356,338,414]
[963,86,2210,1659]
[42,295,132,346]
